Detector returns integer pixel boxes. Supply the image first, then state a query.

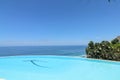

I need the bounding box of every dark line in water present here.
[23,60,48,68]
[30,60,48,68]
[24,60,48,63]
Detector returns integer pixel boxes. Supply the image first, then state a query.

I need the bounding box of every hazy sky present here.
[0,0,120,46]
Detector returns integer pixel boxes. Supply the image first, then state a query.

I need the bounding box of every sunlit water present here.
[0,55,120,80]
[0,46,86,56]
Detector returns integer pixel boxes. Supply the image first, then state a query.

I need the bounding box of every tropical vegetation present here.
[86,36,120,61]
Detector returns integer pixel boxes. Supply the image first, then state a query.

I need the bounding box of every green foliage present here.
[86,37,120,61]
[111,38,119,44]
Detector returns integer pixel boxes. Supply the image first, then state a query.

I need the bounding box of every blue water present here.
[0,46,86,56]
[0,55,120,80]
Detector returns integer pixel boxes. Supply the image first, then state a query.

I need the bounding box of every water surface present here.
[0,46,86,56]
[0,55,120,80]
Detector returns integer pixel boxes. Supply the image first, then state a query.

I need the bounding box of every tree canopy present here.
[86,37,120,61]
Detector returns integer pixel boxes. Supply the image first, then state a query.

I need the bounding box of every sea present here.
[0,46,86,56]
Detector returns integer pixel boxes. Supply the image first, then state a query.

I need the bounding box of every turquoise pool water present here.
[0,55,120,80]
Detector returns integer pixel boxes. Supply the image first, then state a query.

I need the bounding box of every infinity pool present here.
[0,55,120,80]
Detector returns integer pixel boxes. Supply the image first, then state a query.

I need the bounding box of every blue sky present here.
[0,0,120,46]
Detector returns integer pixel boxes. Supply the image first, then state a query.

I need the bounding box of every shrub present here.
[86,37,120,61]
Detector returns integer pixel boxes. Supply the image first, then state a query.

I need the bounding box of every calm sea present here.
[0,46,86,56]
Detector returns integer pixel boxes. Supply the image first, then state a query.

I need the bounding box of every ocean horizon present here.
[0,45,86,56]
